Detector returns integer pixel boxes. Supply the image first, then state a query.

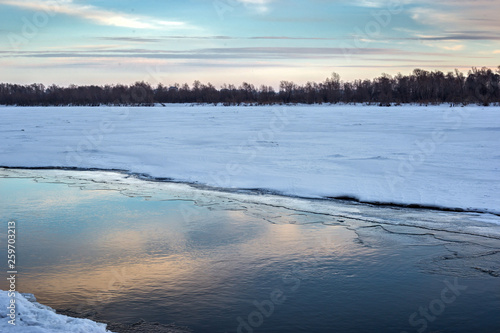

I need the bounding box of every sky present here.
[0,0,499,88]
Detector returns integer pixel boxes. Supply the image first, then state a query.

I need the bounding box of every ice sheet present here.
[0,105,499,214]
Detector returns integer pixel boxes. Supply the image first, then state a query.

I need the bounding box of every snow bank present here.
[0,104,499,214]
[0,291,113,332]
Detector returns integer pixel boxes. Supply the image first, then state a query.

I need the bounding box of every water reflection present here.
[1,171,499,333]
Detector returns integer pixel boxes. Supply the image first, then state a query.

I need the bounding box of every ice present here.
[0,104,499,214]
[2,168,500,240]
[0,291,113,332]
[468,213,500,225]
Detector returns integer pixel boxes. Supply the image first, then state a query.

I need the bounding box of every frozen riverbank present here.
[1,104,498,214]
[0,291,113,332]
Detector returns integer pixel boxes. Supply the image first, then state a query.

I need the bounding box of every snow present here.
[0,104,499,214]
[0,291,113,332]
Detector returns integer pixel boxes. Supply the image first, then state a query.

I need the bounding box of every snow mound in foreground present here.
[0,290,113,332]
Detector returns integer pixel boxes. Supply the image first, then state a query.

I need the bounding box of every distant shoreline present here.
[1,102,499,107]
[1,67,499,106]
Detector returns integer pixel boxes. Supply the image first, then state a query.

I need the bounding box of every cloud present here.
[0,0,188,29]
[2,46,446,62]
[248,36,339,40]
[350,0,412,8]
[96,35,342,43]
[96,37,165,43]
[404,1,500,48]
[440,45,464,51]
[412,34,500,41]
[236,0,271,4]
[351,0,386,7]
[235,0,273,12]
[409,1,500,32]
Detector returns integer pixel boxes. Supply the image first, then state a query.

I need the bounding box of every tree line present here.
[1,67,499,106]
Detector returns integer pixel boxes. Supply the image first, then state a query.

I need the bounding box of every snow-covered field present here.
[0,104,499,214]
[0,291,113,332]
